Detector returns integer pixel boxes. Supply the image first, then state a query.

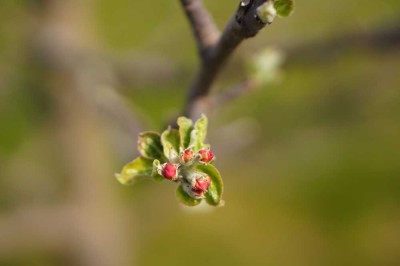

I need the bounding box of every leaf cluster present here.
[115,115,223,207]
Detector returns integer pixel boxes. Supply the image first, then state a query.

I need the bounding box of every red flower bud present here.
[162,163,177,180]
[180,149,194,163]
[198,149,214,163]
[191,175,211,196]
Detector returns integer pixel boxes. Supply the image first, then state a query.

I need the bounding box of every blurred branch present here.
[111,54,178,87]
[180,0,220,57]
[0,1,135,265]
[180,0,270,119]
[286,21,400,63]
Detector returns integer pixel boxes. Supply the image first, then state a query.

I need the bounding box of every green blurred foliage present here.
[1,0,400,265]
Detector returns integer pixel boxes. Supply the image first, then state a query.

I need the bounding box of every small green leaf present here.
[161,126,180,159]
[152,159,165,182]
[176,185,202,206]
[274,0,295,17]
[115,157,153,185]
[194,164,223,206]
[189,114,208,151]
[137,132,165,160]
[177,116,194,149]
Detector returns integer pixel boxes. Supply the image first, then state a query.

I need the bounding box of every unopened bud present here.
[162,163,178,180]
[180,149,194,164]
[198,149,215,164]
[257,0,277,24]
[191,175,211,197]
[182,173,211,199]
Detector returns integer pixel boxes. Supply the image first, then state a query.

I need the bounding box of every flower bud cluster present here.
[116,114,223,206]
[154,147,216,199]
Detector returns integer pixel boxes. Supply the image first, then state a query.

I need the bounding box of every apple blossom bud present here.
[182,173,211,199]
[180,149,194,163]
[162,163,177,180]
[198,149,214,163]
[191,175,211,197]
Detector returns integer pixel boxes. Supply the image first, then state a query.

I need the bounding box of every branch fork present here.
[180,0,270,119]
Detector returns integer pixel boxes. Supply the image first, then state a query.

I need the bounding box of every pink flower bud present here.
[198,149,214,163]
[180,149,194,163]
[191,175,211,196]
[162,163,177,180]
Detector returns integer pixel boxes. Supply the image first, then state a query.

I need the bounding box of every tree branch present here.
[181,0,270,119]
[180,0,220,57]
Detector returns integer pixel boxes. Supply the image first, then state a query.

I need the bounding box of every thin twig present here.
[180,0,220,57]
[180,0,270,119]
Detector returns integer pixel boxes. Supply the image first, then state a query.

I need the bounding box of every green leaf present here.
[176,185,202,206]
[274,0,295,17]
[189,114,208,151]
[137,131,165,160]
[115,157,153,185]
[161,126,180,159]
[177,116,194,149]
[152,159,165,182]
[194,164,223,206]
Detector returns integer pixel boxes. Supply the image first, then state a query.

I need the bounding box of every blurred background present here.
[1,0,400,265]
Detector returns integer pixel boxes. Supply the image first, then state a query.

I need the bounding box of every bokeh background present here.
[1,0,400,265]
